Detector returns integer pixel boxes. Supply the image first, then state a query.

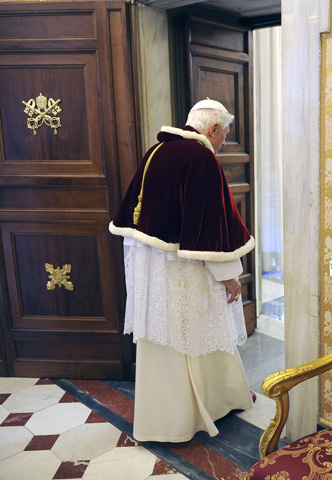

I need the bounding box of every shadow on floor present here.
[239,331,285,393]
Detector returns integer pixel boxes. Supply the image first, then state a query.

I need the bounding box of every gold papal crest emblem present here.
[22,93,62,135]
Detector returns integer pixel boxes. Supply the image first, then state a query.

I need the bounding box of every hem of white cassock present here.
[133,338,253,443]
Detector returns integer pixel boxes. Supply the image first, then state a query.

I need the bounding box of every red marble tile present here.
[59,392,80,403]
[70,380,134,422]
[0,393,11,405]
[116,432,136,447]
[85,411,107,423]
[36,378,54,385]
[153,458,178,475]
[1,413,33,426]
[53,461,89,479]
[166,440,246,480]
[25,435,59,451]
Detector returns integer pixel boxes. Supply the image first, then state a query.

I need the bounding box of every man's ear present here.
[208,123,218,138]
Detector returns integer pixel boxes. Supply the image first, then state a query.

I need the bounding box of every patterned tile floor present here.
[0,279,285,480]
[1,376,269,480]
[0,377,189,480]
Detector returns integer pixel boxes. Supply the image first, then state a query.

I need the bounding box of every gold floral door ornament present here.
[22,93,62,135]
[45,263,74,291]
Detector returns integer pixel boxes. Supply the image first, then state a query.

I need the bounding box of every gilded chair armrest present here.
[259,352,332,459]
[262,352,332,398]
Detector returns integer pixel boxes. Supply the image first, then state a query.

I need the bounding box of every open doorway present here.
[236,25,285,402]
[253,26,284,342]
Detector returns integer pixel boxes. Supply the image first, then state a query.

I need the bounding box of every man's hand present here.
[223,278,241,303]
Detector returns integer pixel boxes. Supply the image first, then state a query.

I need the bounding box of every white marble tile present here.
[0,426,33,461]
[262,279,284,303]
[3,385,65,413]
[52,422,122,461]
[148,475,189,479]
[236,392,279,431]
[83,446,156,480]
[0,377,39,394]
[256,314,285,341]
[0,450,61,480]
[0,405,9,424]
[25,402,91,435]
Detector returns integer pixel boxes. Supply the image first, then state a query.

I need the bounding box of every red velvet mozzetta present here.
[110,126,254,262]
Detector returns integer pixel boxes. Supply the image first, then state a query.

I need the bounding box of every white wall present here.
[282,0,330,440]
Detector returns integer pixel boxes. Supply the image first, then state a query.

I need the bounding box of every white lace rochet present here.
[123,238,247,357]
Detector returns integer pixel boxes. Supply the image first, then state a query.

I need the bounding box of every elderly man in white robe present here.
[110,98,255,442]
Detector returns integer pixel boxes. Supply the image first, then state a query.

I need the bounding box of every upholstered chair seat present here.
[246,428,332,479]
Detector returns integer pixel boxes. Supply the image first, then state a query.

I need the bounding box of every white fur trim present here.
[110,222,255,261]
[109,222,178,251]
[178,236,255,262]
[160,126,214,153]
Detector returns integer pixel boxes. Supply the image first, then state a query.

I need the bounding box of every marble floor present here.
[0,277,285,480]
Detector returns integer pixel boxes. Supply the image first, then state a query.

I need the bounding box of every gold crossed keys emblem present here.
[45,263,74,291]
[23,93,62,135]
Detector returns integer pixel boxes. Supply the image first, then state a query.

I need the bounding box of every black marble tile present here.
[195,414,262,470]
[103,380,135,401]
[238,331,285,393]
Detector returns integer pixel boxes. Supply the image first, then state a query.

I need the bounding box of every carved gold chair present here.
[244,353,332,480]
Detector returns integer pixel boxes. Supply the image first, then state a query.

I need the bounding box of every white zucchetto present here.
[190,98,229,113]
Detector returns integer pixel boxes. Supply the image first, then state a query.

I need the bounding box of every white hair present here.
[186,108,234,133]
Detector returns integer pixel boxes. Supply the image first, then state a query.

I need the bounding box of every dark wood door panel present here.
[0,352,5,376]
[220,154,249,184]
[15,336,120,362]
[232,191,251,272]
[191,54,247,151]
[0,53,103,175]
[106,4,139,198]
[0,2,98,53]
[1,223,118,331]
[0,186,108,211]
[0,1,136,378]
[0,183,110,223]
[0,10,96,40]
[0,320,6,376]
[11,332,123,379]
[189,17,249,54]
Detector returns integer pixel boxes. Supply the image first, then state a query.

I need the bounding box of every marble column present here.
[282,0,329,441]
[135,3,172,153]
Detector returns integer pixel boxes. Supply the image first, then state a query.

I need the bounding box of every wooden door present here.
[0,1,137,378]
[170,10,256,334]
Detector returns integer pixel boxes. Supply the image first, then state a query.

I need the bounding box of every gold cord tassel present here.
[133,142,164,225]
[133,193,143,225]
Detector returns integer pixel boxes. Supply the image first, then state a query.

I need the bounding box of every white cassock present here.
[123,237,253,443]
